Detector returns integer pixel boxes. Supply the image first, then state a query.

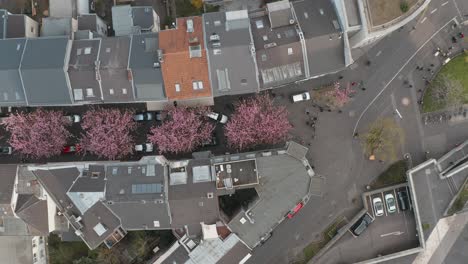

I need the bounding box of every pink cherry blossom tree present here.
[79,108,136,160]
[148,106,214,154]
[1,109,71,158]
[325,82,355,108]
[225,94,292,150]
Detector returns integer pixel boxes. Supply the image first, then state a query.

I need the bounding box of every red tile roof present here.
[159,17,212,101]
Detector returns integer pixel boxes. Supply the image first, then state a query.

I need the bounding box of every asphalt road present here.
[246,0,468,263]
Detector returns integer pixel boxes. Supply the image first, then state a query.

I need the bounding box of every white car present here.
[373,197,384,217]
[292,92,311,103]
[135,143,153,153]
[64,114,81,123]
[385,193,397,213]
[133,112,154,122]
[206,112,228,124]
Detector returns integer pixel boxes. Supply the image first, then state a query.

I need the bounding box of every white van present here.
[292,92,311,103]
[443,57,451,65]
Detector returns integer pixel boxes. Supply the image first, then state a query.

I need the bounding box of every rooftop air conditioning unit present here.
[153,62,160,68]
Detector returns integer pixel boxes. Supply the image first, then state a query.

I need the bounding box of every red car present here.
[287,202,304,219]
[62,145,80,154]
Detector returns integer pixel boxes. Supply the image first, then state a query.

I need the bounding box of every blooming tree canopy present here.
[325,82,355,108]
[2,109,71,158]
[225,94,292,150]
[148,106,214,154]
[79,108,136,160]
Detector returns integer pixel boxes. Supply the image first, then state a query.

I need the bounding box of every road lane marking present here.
[395,108,403,119]
[421,17,427,23]
[430,8,437,14]
[380,231,404,237]
[441,1,449,6]
[376,50,382,57]
[452,0,463,18]
[353,17,457,135]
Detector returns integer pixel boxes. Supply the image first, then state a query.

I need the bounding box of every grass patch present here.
[423,53,468,113]
[48,234,94,264]
[175,0,220,17]
[298,217,347,263]
[400,1,409,12]
[447,180,468,215]
[422,223,430,231]
[370,160,407,189]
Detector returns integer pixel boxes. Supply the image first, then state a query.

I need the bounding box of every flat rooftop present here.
[227,150,311,248]
[214,159,258,189]
[293,0,345,76]
[250,13,305,88]
[203,11,259,96]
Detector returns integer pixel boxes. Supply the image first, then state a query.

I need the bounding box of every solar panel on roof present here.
[131,183,162,194]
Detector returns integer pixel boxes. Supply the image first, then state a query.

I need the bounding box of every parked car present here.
[206,112,228,124]
[201,133,218,147]
[292,92,311,103]
[443,57,451,65]
[385,193,397,213]
[0,146,12,155]
[351,213,374,237]
[135,143,154,153]
[64,114,81,123]
[287,202,304,219]
[133,112,154,122]
[397,190,409,211]
[62,145,80,154]
[373,197,384,216]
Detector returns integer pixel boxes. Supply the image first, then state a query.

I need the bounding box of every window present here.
[86,88,94,97]
[109,88,114,95]
[122,88,128,94]
[106,48,111,53]
[255,20,264,29]
[16,44,21,51]
[175,83,181,92]
[241,79,247,85]
[31,26,34,33]
[189,45,202,58]
[192,81,203,90]
[288,48,293,55]
[304,12,309,19]
[262,35,268,41]
[261,54,267,61]
[214,20,221,26]
[277,33,281,39]
[84,47,92,55]
[76,48,82,56]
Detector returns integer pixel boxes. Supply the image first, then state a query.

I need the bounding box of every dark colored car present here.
[351,213,374,237]
[0,146,12,155]
[397,190,409,211]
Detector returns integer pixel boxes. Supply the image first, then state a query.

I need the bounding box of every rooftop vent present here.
[289,19,295,25]
[153,62,160,68]
[264,42,277,49]
[207,192,214,199]
[91,172,100,178]
[187,19,194,33]
[212,41,221,48]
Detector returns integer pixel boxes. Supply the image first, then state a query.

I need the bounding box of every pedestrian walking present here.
[361,87,366,91]
[430,64,434,67]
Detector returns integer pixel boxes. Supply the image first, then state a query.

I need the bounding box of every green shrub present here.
[400,1,409,13]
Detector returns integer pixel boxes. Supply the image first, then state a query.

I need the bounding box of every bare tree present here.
[362,118,404,162]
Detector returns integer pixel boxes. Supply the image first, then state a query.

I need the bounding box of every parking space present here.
[325,184,420,263]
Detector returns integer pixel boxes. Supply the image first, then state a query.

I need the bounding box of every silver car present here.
[385,193,397,213]
[373,197,384,217]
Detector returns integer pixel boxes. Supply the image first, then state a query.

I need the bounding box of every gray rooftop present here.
[266,0,294,29]
[188,233,250,264]
[0,38,27,106]
[78,14,97,31]
[14,194,49,235]
[41,17,74,37]
[99,36,135,102]
[6,14,25,38]
[20,37,73,106]
[0,10,6,39]
[129,33,165,101]
[112,5,137,36]
[0,165,17,207]
[132,6,155,31]
[203,11,259,97]
[293,0,345,76]
[49,0,76,18]
[250,13,305,88]
[227,151,311,248]
[169,159,220,228]
[68,39,102,102]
